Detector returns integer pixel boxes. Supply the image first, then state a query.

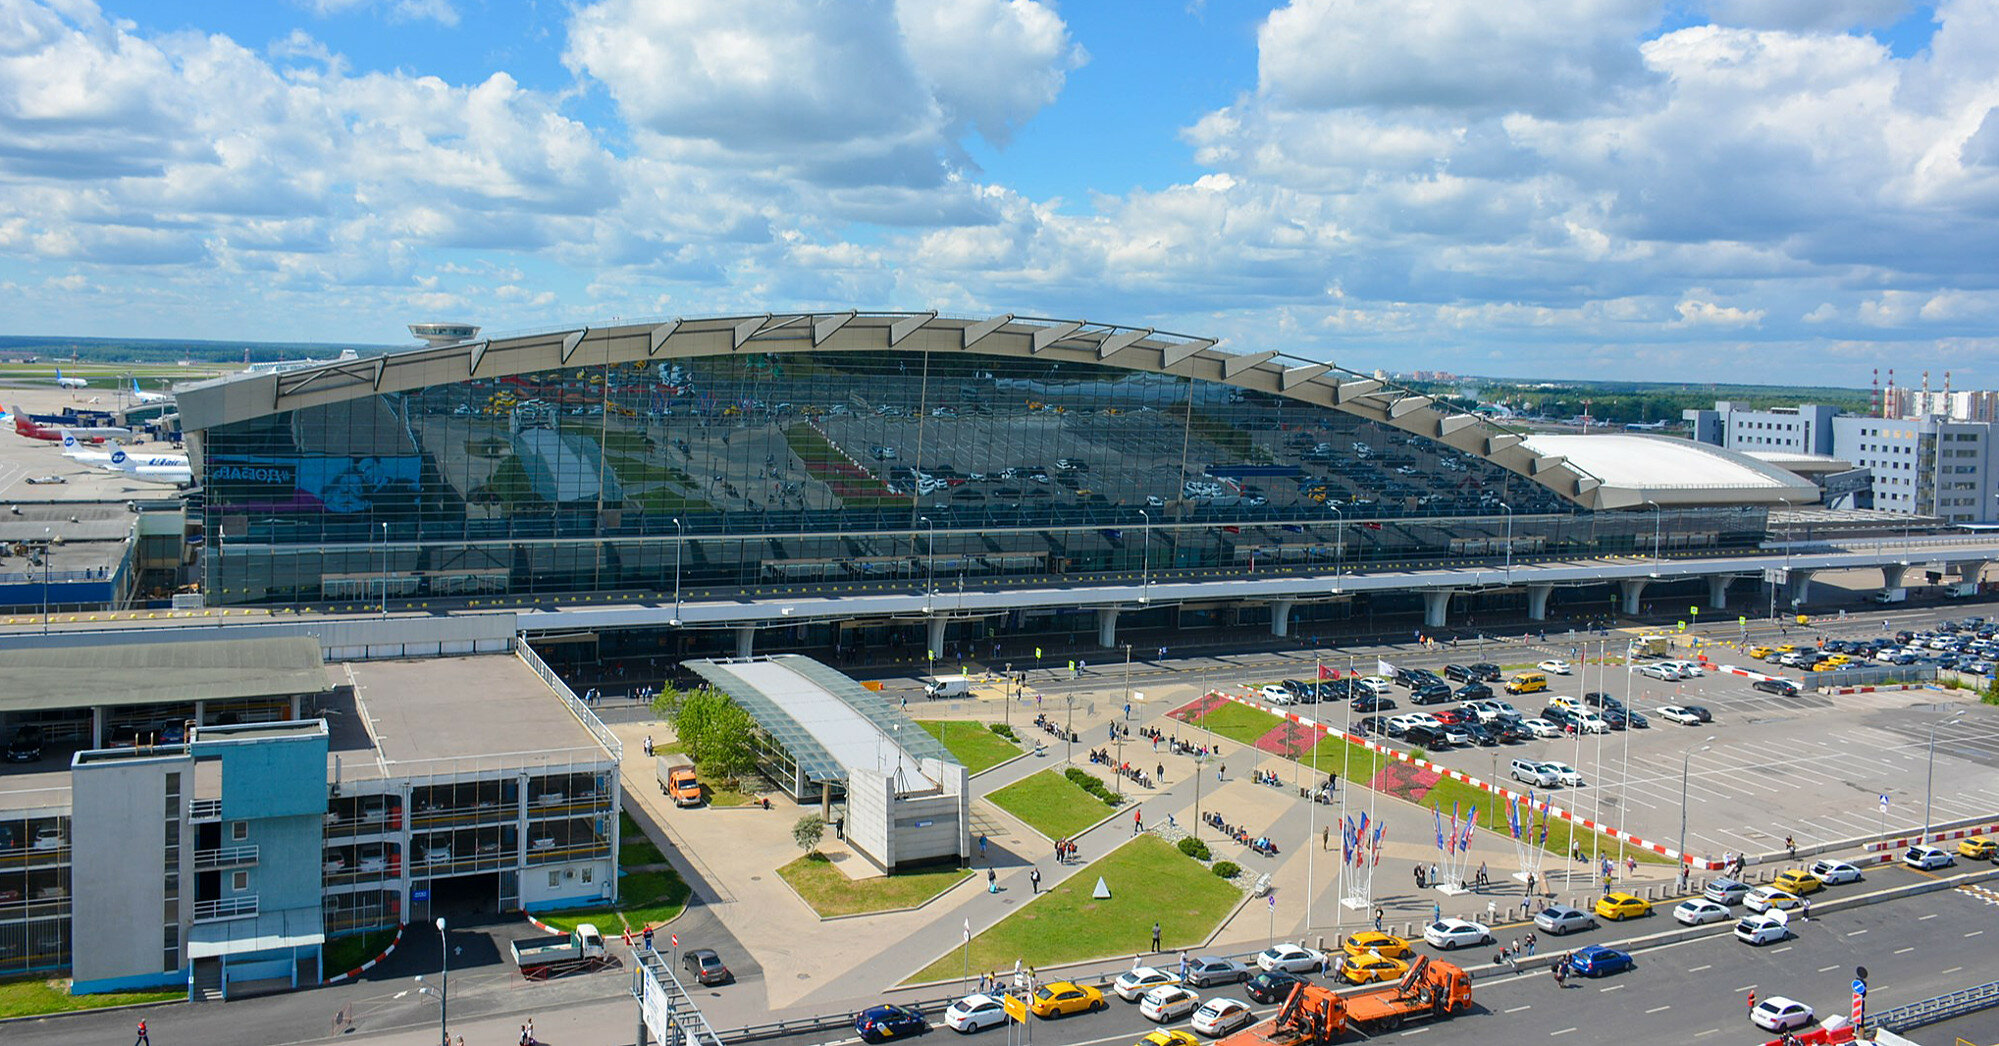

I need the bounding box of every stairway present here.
[191,958,223,1002]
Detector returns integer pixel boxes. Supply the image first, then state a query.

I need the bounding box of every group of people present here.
[1052,837,1082,864]
[1138,725,1218,760]
[1201,810,1277,854]
[1251,768,1285,787]
[1083,749,1161,789]
[1031,713,1080,744]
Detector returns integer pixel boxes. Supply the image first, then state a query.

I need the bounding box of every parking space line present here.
[1646,1005,1672,1014]
[1399,1028,1429,1036]
[1846,929,1868,936]
[1818,965,1839,972]
[1894,947,1916,954]
[1505,1005,1533,1014]
[1695,1028,1720,1037]
[1919,913,1940,920]
[1599,984,1625,993]
[1551,1028,1577,1037]
[1966,930,1984,937]
[1943,966,1963,975]
[1772,946,1793,953]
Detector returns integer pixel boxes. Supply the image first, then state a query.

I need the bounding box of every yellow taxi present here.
[1028,982,1105,1018]
[1771,870,1825,896]
[1775,643,1799,653]
[1748,645,1773,659]
[1958,838,1997,860]
[1139,1032,1201,1046]
[1593,892,1653,921]
[1341,931,1411,959]
[1337,953,1410,985]
[1824,654,1854,665]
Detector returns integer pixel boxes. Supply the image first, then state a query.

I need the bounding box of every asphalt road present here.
[742,872,1999,1046]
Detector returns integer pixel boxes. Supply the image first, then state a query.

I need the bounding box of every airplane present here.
[242,349,360,375]
[13,411,116,442]
[54,367,87,389]
[1623,420,1669,431]
[60,432,117,464]
[108,450,192,485]
[128,377,170,404]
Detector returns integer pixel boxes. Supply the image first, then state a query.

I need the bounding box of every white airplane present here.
[242,349,360,375]
[54,367,87,389]
[108,449,191,485]
[59,432,117,465]
[128,377,170,404]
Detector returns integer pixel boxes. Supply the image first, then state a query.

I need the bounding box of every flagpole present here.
[1306,654,1320,935]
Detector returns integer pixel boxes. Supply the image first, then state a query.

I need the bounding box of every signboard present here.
[640,961,673,1043]
[411,888,429,902]
[1002,993,1028,1023]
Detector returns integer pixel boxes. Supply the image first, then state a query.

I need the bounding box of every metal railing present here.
[188,799,222,821]
[1867,979,1999,1033]
[518,641,624,761]
[1802,664,1939,689]
[193,845,259,870]
[193,896,258,922]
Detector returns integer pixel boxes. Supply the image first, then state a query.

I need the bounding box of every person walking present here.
[1324,825,1331,851]
[1179,951,1189,983]
[1748,989,1757,1016]
[1132,809,1143,836]
[135,1019,149,1046]
[1030,867,1042,894]
[1525,932,1537,956]
[1152,922,1162,951]
[987,867,997,892]
[1373,906,1385,931]
[979,834,988,859]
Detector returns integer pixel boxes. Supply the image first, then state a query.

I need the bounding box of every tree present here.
[792,814,826,855]
[671,688,761,783]
[650,680,686,719]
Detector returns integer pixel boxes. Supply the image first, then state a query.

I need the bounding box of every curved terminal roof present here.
[178,311,1796,511]
[1520,434,1819,507]
[682,654,954,788]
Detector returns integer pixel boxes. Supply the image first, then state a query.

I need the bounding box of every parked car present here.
[1673,898,1732,925]
[1903,845,1956,870]
[1704,878,1751,905]
[1593,893,1651,921]
[1770,871,1824,896]
[1255,943,1327,973]
[1655,705,1702,725]
[1422,919,1492,950]
[1340,931,1411,958]
[857,1005,928,1043]
[1957,838,1997,861]
[1639,664,1681,681]
[1565,945,1635,978]
[1538,660,1572,675]
[944,994,1009,1033]
[1259,684,1294,705]
[1031,982,1106,1018]
[1753,678,1801,696]
[1744,886,1802,913]
[1534,905,1598,935]
[1181,956,1250,988]
[1469,662,1502,681]
[1511,759,1559,787]
[1114,967,1179,1001]
[1455,682,1495,701]
[1138,985,1200,1023]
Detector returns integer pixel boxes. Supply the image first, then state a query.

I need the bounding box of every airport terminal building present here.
[174,314,1816,637]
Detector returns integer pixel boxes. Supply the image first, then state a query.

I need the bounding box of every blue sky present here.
[2,0,1995,385]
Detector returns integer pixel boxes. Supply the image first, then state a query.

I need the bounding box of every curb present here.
[322,923,406,984]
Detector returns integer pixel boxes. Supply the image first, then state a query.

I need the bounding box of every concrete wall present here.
[846,760,970,872]
[517,859,613,910]
[71,753,186,991]
[845,769,894,871]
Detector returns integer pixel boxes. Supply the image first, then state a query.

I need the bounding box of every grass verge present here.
[987,770,1119,841]
[323,927,399,975]
[536,867,692,934]
[778,853,973,917]
[905,834,1239,984]
[0,979,180,1018]
[917,720,1021,774]
[620,811,666,867]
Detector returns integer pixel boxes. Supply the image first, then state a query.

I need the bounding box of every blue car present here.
[856,1004,928,1043]
[1566,945,1635,978]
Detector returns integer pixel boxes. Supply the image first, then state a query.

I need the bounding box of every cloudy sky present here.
[3,0,1996,384]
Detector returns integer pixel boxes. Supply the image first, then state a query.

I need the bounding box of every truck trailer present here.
[1216,957,1472,1045]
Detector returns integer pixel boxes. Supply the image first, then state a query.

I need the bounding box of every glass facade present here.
[199,350,1768,605]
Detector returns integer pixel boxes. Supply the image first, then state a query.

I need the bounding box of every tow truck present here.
[1215,956,1472,1045]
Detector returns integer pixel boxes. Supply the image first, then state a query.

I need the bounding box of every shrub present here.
[1212,861,1241,879]
[1408,748,1428,762]
[1063,767,1122,806]
[989,722,1018,741]
[1178,836,1212,861]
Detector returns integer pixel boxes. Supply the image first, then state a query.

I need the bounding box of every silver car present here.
[1534,905,1598,935]
[1182,955,1251,987]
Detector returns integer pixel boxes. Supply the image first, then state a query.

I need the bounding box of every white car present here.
[1422,919,1492,950]
[1744,886,1802,913]
[1673,898,1732,926]
[1638,664,1681,681]
[1903,845,1956,870]
[1140,985,1201,1023]
[1540,761,1585,787]
[1655,705,1702,725]
[1538,660,1572,675]
[945,994,1010,1032]
[1663,660,1706,677]
[1255,943,1327,973]
[1571,711,1608,735]
[1354,676,1392,696]
[1520,717,1562,739]
[1191,999,1254,1037]
[1808,859,1863,885]
[1113,967,1178,1001]
[1259,684,1294,705]
[1750,996,1814,1032]
[1735,911,1791,946]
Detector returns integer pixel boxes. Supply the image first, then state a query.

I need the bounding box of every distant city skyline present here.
[0,1,1992,385]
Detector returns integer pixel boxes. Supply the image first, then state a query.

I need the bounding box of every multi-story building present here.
[0,636,620,998]
[1682,402,1838,455]
[1831,415,1999,524]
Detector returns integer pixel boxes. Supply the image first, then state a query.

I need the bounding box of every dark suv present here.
[1444,664,1476,682]
[1469,662,1502,681]
[4,726,42,764]
[1410,682,1455,705]
[1403,724,1451,750]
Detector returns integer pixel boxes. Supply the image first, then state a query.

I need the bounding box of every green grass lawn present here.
[906,834,1239,984]
[536,867,692,934]
[986,770,1119,841]
[1187,702,1670,865]
[0,979,181,1018]
[620,811,667,866]
[917,720,1021,774]
[778,852,974,917]
[323,927,399,975]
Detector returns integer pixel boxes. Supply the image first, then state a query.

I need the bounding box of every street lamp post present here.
[671,517,685,624]
[1137,509,1151,604]
[920,516,937,609]
[379,521,390,618]
[41,526,51,634]
[1645,499,1663,567]
[1328,503,1345,586]
[1499,502,1513,582]
[1924,713,1966,844]
[1677,735,1716,870]
[416,917,449,1046]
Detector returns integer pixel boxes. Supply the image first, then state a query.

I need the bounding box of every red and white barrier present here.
[1862,822,1999,852]
[323,922,405,984]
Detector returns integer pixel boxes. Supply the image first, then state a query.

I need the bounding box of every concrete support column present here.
[734,625,755,658]
[1096,607,1119,649]
[1706,574,1731,610]
[1619,578,1650,616]
[1879,563,1907,591]
[1957,560,1988,584]
[1422,590,1451,629]
[1785,569,1816,606]
[1271,599,1295,638]
[1526,584,1553,621]
[927,615,948,657]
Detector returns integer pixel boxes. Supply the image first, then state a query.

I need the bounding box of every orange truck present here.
[657,760,703,807]
[1217,957,1472,1046]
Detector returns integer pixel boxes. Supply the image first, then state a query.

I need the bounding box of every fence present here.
[1866,979,1999,1034]
[1802,664,1937,689]
[518,642,624,762]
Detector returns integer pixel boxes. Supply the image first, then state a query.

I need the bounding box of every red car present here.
[1431,708,1466,726]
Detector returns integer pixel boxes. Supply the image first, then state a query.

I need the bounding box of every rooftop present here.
[683,654,954,789]
[1518,433,1822,507]
[0,636,326,713]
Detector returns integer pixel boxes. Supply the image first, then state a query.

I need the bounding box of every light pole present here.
[1328,503,1345,586]
[1924,712,1966,844]
[416,917,449,1046]
[1499,502,1513,582]
[671,517,685,624]
[379,521,390,618]
[1192,752,1208,842]
[1677,735,1716,870]
[41,526,51,634]
[920,516,936,609]
[1137,509,1152,604]
[1645,499,1662,567]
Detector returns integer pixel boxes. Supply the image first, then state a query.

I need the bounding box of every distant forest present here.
[1402,377,1874,427]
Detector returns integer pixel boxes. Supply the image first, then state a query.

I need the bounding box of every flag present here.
[1433,807,1445,851]
[1449,801,1459,857]
[1460,807,1477,852]
[1371,822,1386,866]
[964,918,971,943]
[1319,663,1333,680]
[1377,658,1395,677]
[1341,817,1354,867]
[1506,795,1522,840]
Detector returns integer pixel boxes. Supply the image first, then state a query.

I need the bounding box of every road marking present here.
[1818,966,1839,972]
[1919,913,1940,920]
[1400,1029,1429,1036]
[1734,984,1758,992]
[1551,1028,1577,1037]
[1600,984,1626,993]
[1505,1005,1533,1014]
[1689,965,1712,973]
[1695,1030,1720,1038]
[1894,947,1915,954]
[1845,929,1868,937]
[1966,930,1985,937]
[1772,946,1793,953]
[1943,966,1963,975]
[1646,1005,1672,1014]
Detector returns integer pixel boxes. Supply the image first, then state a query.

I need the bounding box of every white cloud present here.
[1673,299,1766,326]
[895,0,1085,147]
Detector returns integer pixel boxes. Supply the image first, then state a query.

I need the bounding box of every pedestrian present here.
[1324,825,1331,851]
[1429,862,1439,884]
[1416,865,1427,889]
[1432,901,1441,924]
[1800,897,1811,921]
[1477,861,1488,887]
[987,867,997,892]
[643,925,654,951]
[1152,922,1162,951]
[1179,951,1189,982]
[1374,906,1385,931]
[1748,989,1756,1015]
[835,815,845,841]
[1218,764,1226,782]
[644,734,654,757]
[135,1019,149,1046]
[980,834,988,859]
[1526,932,1537,956]
[1133,808,1143,835]
[527,1018,536,1045]
[1030,868,1042,894]
[1786,835,1797,860]
[1156,762,1164,783]
[521,1025,530,1046]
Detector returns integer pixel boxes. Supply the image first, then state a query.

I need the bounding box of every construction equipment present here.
[1215,958,1472,1045]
